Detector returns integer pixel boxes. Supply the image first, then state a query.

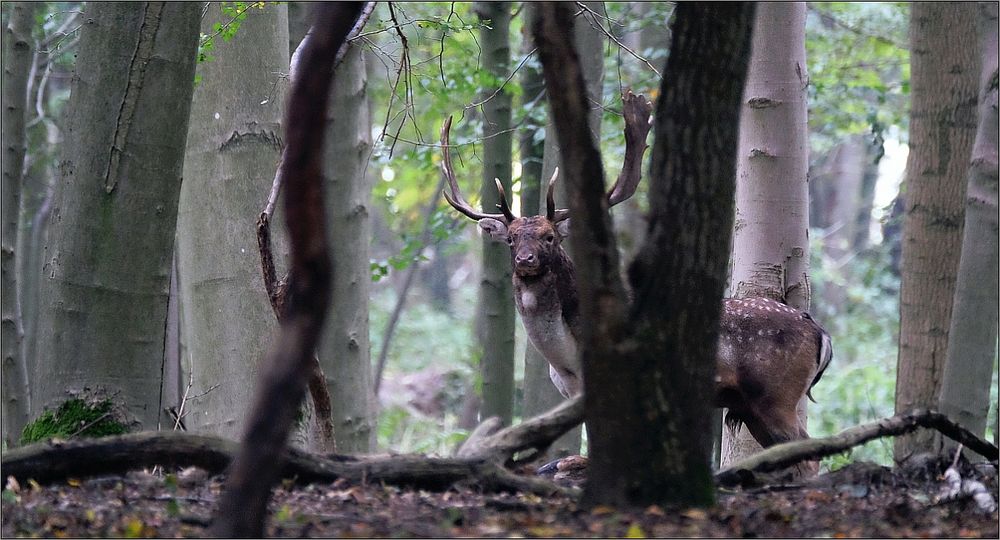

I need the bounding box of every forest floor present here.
[1,457,997,538]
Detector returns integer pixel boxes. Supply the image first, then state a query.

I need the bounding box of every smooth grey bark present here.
[287,1,309,58]
[319,42,376,453]
[725,2,811,467]
[15,25,66,406]
[475,1,516,428]
[2,1,37,445]
[521,1,606,455]
[31,2,200,431]
[175,2,289,440]
[894,2,979,461]
[937,1,998,455]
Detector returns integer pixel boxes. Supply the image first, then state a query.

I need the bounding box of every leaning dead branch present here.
[716,409,999,487]
[0,431,576,498]
[457,395,584,465]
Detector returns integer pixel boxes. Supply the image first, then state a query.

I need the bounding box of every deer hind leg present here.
[741,398,805,448]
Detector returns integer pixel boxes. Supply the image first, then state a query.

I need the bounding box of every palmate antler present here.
[440,116,515,223]
[441,90,653,224]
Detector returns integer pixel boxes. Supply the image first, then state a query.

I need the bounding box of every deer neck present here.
[512,248,577,325]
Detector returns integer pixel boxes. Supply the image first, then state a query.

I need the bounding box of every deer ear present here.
[478,218,508,242]
[555,218,571,239]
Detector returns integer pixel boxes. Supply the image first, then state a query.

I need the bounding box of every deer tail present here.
[806,329,833,403]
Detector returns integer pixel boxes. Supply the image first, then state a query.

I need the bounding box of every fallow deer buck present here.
[441,91,832,454]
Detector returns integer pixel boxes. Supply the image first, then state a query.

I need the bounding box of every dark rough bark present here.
[937,1,999,456]
[623,1,754,506]
[210,4,364,537]
[475,1,516,427]
[534,1,755,508]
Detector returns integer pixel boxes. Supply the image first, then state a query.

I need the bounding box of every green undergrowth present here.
[20,398,128,445]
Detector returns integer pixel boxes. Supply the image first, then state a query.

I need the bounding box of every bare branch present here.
[574,2,661,78]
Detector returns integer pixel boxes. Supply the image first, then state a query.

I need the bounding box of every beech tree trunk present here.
[475,1,516,427]
[1,1,37,445]
[894,2,979,462]
[175,2,289,440]
[211,6,363,535]
[521,1,605,456]
[937,2,998,455]
[31,2,200,431]
[534,1,754,507]
[319,41,376,453]
[724,1,811,468]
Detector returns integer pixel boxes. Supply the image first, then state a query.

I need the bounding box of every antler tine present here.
[439,116,508,222]
[493,178,516,222]
[545,167,572,223]
[545,167,559,221]
[606,89,653,207]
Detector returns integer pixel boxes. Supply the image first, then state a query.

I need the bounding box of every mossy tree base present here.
[20,398,128,446]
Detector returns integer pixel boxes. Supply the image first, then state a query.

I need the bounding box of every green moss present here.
[20,399,128,445]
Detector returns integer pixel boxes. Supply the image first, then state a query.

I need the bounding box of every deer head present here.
[440,90,654,278]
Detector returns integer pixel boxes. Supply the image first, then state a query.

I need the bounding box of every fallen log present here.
[716,408,999,487]
[0,431,577,498]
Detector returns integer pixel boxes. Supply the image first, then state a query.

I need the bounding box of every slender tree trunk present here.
[475,1,516,427]
[894,2,979,462]
[422,244,453,314]
[522,1,605,455]
[175,2,289,440]
[852,139,883,252]
[518,17,545,219]
[31,2,200,431]
[725,2,810,468]
[320,41,376,453]
[2,1,37,446]
[937,1,998,456]
[15,39,64,411]
[818,136,866,314]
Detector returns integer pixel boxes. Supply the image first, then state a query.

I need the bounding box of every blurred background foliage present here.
[10,2,994,465]
[362,1,996,468]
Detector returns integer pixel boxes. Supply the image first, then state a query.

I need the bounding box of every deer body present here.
[440,91,831,452]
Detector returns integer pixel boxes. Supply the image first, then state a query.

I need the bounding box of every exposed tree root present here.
[456,395,584,465]
[0,431,577,498]
[716,409,999,487]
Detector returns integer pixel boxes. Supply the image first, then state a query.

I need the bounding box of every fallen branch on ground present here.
[0,431,577,498]
[716,409,999,487]
[456,395,584,465]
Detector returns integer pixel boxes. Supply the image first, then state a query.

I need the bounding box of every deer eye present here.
[544,234,555,244]
[506,236,514,246]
